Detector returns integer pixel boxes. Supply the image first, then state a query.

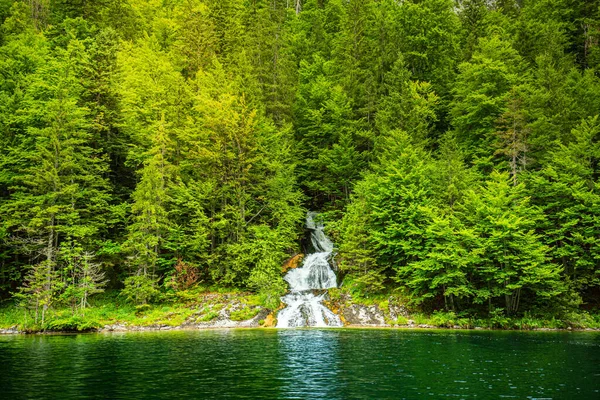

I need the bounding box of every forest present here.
[0,0,599,328]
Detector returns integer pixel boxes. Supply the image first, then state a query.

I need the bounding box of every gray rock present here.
[341,303,387,326]
[389,304,409,320]
[184,301,269,329]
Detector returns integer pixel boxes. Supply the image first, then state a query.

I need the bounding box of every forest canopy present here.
[0,0,599,322]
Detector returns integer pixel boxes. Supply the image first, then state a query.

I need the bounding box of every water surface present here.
[1,329,599,399]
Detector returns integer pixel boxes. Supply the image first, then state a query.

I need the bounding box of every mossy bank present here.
[1,287,599,334]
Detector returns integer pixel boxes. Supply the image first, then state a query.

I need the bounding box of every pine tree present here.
[59,240,106,313]
[15,260,57,325]
[4,34,110,313]
[293,55,362,207]
[433,132,476,211]
[339,130,436,290]
[0,3,48,296]
[528,117,600,296]
[494,88,531,185]
[396,0,460,100]
[400,210,476,310]
[173,0,217,76]
[450,33,528,171]
[460,171,563,316]
[338,181,384,294]
[125,117,171,280]
[376,56,439,145]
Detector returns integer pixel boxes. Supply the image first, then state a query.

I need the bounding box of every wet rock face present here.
[341,304,387,326]
[276,212,342,328]
[281,254,304,274]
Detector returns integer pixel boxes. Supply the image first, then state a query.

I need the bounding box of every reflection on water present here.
[277,330,342,399]
[0,329,599,399]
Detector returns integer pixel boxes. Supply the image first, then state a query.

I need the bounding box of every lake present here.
[1,329,599,399]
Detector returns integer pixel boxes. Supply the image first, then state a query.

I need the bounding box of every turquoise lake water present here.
[1,329,599,399]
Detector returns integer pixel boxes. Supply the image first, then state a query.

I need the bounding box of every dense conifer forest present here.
[1,0,599,328]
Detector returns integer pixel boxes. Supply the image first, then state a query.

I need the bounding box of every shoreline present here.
[2,290,599,335]
[2,323,599,335]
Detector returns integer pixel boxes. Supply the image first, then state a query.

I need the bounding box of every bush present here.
[197,306,220,322]
[121,275,159,305]
[230,307,260,321]
[248,269,286,310]
[328,288,342,302]
[489,309,510,329]
[45,315,102,331]
[430,311,457,328]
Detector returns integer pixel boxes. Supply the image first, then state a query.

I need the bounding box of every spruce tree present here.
[6,35,110,314]
[460,171,563,316]
[528,117,600,297]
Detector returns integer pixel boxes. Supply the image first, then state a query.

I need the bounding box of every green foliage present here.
[460,171,565,315]
[122,275,159,305]
[528,117,600,291]
[0,0,598,325]
[450,33,527,171]
[230,306,261,321]
[44,313,102,331]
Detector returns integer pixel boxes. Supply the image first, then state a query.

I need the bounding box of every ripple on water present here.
[0,329,599,399]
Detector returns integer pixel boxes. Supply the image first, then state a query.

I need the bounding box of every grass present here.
[0,286,261,332]
[326,284,600,331]
[2,286,599,333]
[230,306,261,321]
[390,310,600,330]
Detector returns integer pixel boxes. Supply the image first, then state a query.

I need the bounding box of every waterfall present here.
[276,212,343,328]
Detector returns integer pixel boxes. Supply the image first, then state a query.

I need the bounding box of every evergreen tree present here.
[376,57,439,145]
[125,117,171,280]
[339,131,435,290]
[396,0,460,100]
[293,55,363,207]
[400,210,476,310]
[460,171,563,316]
[4,33,111,312]
[528,117,600,297]
[450,33,528,171]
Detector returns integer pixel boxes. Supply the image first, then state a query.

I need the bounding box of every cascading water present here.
[276,212,343,328]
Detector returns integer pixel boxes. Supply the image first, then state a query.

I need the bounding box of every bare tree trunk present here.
[43,215,55,325]
[512,118,518,186]
[29,0,48,30]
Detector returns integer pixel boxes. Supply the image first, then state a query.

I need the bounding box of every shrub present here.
[430,311,457,328]
[122,275,159,305]
[230,307,260,321]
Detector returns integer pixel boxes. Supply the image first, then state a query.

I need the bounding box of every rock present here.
[101,324,128,332]
[389,304,409,320]
[341,303,387,326]
[262,313,277,328]
[281,254,304,274]
[185,300,270,329]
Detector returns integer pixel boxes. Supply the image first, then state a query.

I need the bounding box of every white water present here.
[276,212,343,328]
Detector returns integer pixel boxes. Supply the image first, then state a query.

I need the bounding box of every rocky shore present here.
[2,295,598,334]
